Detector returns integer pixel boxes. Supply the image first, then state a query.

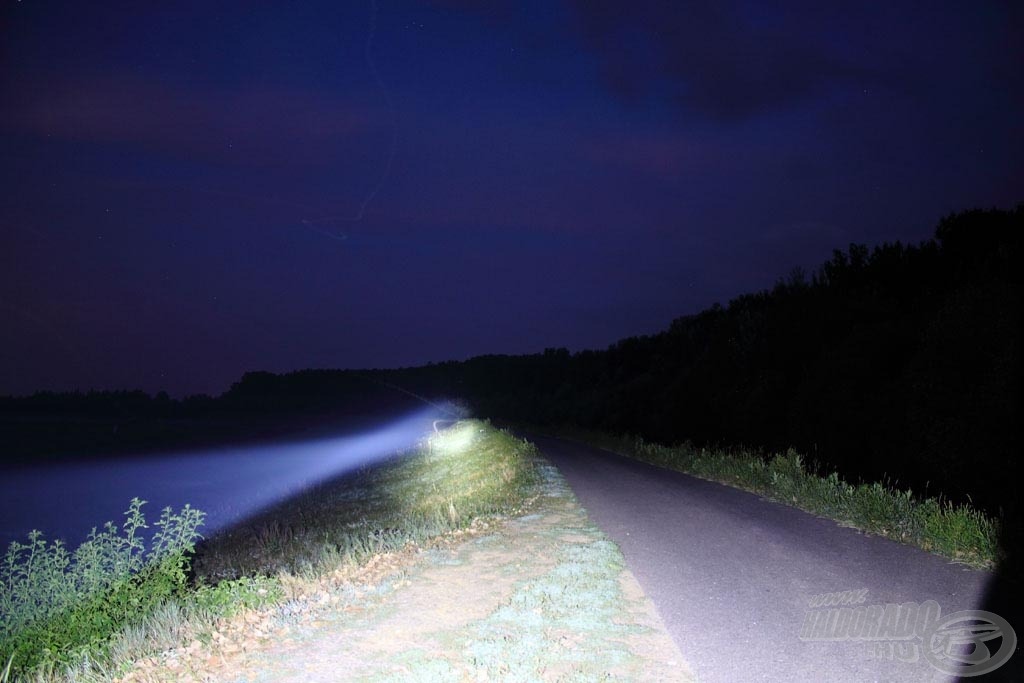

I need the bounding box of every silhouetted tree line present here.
[384,206,1022,516]
[3,206,1019,516]
[0,390,174,417]
[0,372,417,419]
[0,372,420,462]
[215,370,424,414]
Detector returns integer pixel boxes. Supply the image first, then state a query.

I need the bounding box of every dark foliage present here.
[3,205,1019,525]
[385,206,1023,519]
[0,372,421,463]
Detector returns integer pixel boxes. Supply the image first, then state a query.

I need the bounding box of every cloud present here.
[567,1,876,121]
[1,74,380,166]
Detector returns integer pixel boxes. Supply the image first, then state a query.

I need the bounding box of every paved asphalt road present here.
[530,434,1021,682]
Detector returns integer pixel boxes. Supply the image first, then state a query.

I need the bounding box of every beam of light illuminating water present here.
[0,407,442,549]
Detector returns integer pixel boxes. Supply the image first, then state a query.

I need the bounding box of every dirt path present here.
[124,462,694,682]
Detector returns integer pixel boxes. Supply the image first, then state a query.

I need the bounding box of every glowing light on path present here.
[432,421,476,453]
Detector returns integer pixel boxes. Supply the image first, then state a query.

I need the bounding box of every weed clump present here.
[0,499,205,677]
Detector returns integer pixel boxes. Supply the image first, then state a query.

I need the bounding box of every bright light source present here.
[431,421,475,454]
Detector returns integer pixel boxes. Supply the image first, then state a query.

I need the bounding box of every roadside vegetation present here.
[383,207,1021,542]
[0,500,218,680]
[0,420,541,682]
[552,426,1000,569]
[376,206,1019,576]
[152,460,690,682]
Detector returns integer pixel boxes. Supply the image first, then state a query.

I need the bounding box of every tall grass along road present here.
[531,434,1019,682]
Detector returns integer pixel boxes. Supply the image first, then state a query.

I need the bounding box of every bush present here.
[0,499,205,677]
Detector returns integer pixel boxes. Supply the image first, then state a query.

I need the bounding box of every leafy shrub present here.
[0,498,205,677]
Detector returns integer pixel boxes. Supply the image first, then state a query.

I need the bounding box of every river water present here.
[0,407,441,551]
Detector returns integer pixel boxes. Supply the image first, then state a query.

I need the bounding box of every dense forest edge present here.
[3,205,1021,561]
[387,206,1022,517]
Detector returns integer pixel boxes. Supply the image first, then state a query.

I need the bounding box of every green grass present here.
[193,420,541,581]
[0,420,541,681]
[548,426,1000,569]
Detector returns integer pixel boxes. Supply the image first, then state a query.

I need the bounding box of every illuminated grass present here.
[549,427,1000,569]
[1,420,541,681]
[194,420,541,580]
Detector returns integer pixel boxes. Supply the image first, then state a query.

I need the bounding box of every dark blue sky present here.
[2,1,1021,397]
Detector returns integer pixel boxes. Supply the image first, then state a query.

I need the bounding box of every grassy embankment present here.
[0,420,541,681]
[546,426,1000,569]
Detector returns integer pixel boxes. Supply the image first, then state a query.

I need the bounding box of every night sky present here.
[2,1,1021,398]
